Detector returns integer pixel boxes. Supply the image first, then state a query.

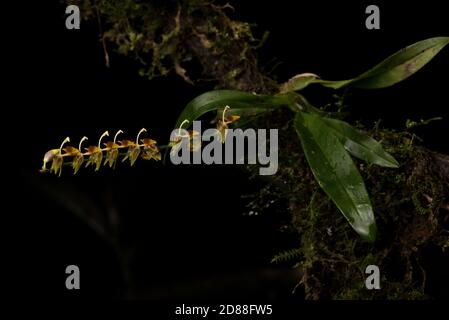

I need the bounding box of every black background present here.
[7,0,449,305]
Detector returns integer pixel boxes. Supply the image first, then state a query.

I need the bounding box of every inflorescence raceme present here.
[40,128,161,176]
[40,107,241,176]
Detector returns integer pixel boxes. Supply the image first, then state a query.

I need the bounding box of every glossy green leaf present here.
[217,106,269,118]
[294,112,377,242]
[348,36,449,89]
[321,117,399,168]
[175,90,292,128]
[281,37,449,91]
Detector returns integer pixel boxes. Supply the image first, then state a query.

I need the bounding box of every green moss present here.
[245,109,448,299]
[71,0,266,89]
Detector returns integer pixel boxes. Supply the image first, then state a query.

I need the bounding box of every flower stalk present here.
[41,129,161,176]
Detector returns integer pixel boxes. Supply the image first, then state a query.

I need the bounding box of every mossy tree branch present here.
[66,0,449,299]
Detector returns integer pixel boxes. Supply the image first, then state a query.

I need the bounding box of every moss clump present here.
[245,109,448,299]
[69,0,274,91]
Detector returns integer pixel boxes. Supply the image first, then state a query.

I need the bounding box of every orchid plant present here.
[41,37,449,242]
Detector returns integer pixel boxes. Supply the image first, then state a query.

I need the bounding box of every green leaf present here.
[174,90,292,128]
[321,117,399,168]
[279,73,320,93]
[217,106,269,118]
[281,37,449,91]
[294,112,377,242]
[349,36,449,89]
